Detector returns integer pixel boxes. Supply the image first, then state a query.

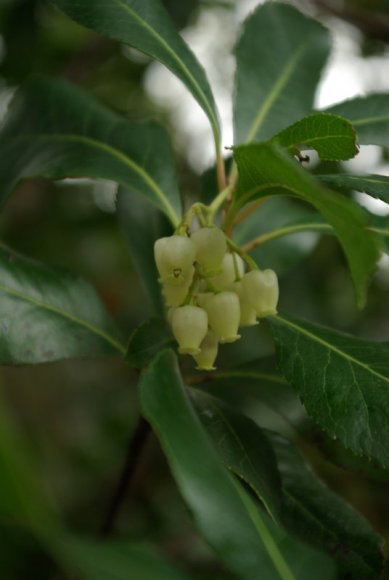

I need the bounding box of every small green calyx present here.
[154,212,280,371]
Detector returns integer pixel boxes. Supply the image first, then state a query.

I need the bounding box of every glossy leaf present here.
[0,245,125,364]
[117,188,172,315]
[232,143,380,307]
[193,390,282,521]
[272,113,358,161]
[319,173,389,203]
[193,388,382,578]
[325,94,389,147]
[234,3,330,144]
[126,317,173,368]
[0,78,181,226]
[266,431,384,578]
[52,0,221,147]
[140,350,334,579]
[268,313,389,469]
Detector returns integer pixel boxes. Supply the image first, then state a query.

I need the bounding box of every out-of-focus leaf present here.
[272,113,358,161]
[126,317,173,368]
[193,390,282,521]
[233,198,323,274]
[140,350,334,579]
[192,356,303,425]
[266,431,384,578]
[0,400,56,535]
[0,245,125,364]
[57,535,193,580]
[234,3,330,144]
[269,313,389,469]
[0,78,181,225]
[319,173,389,203]
[232,143,380,307]
[325,94,389,147]
[117,188,172,315]
[52,0,221,147]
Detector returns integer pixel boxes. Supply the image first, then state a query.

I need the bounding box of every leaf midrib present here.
[211,370,288,385]
[114,0,219,141]
[193,389,279,520]
[352,114,389,127]
[0,282,126,355]
[273,315,389,385]
[23,132,180,227]
[244,40,309,143]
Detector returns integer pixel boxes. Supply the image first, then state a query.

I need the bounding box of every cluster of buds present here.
[154,226,279,371]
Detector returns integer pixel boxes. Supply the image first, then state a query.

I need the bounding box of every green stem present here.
[241,222,332,253]
[216,146,227,192]
[241,221,389,253]
[226,238,258,271]
[208,184,233,220]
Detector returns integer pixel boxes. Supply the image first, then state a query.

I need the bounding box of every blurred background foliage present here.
[1,0,389,578]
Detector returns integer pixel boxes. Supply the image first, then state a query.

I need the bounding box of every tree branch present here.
[99,415,151,537]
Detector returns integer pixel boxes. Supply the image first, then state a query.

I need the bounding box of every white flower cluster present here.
[154,227,279,371]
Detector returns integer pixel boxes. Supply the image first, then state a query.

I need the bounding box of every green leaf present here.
[233,198,324,274]
[192,390,282,521]
[325,94,389,147]
[266,431,384,578]
[117,188,172,315]
[368,213,389,252]
[193,356,303,425]
[140,350,334,580]
[126,317,174,368]
[268,313,389,469]
[319,173,389,203]
[0,245,125,364]
[271,113,358,161]
[234,3,330,144]
[57,536,192,580]
[52,0,220,147]
[0,400,57,535]
[0,78,181,226]
[193,389,382,578]
[232,143,380,307]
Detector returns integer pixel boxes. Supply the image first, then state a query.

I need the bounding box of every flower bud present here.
[210,252,245,290]
[204,291,241,343]
[196,292,213,309]
[167,307,176,326]
[171,305,208,355]
[229,281,258,327]
[163,283,189,308]
[191,227,227,277]
[194,330,219,370]
[154,235,196,286]
[242,269,279,317]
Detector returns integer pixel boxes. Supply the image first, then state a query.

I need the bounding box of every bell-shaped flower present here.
[204,291,241,343]
[242,269,279,317]
[162,267,194,307]
[171,305,208,355]
[154,235,196,286]
[209,252,245,290]
[194,330,219,370]
[191,227,227,277]
[229,281,258,327]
